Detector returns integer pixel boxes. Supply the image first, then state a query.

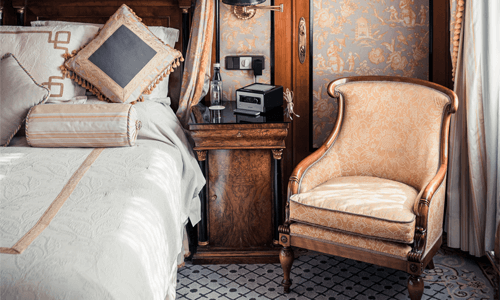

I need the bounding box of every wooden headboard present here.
[2,0,194,110]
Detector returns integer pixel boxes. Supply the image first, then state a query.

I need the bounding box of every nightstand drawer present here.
[190,126,287,149]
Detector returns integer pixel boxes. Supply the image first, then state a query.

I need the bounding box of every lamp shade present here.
[221,0,265,6]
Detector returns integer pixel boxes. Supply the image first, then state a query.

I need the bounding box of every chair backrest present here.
[318,77,454,191]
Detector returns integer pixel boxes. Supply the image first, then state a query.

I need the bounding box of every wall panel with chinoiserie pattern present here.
[312,0,429,147]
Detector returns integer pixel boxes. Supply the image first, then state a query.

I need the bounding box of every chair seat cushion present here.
[290,176,417,243]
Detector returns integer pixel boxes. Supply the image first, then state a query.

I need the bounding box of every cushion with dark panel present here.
[63,4,183,104]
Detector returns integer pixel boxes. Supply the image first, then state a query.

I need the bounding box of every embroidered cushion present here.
[63,4,183,104]
[1,53,50,146]
[0,25,99,102]
[32,20,179,102]
[290,176,418,244]
[26,103,141,148]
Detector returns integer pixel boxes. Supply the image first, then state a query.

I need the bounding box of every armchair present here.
[279,76,458,300]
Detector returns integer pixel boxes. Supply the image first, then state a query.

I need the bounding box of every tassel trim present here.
[142,55,184,97]
[59,3,184,104]
[61,54,183,104]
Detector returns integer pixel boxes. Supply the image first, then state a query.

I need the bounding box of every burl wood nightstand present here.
[188,101,289,264]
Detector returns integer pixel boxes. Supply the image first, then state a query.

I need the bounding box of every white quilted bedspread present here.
[0,102,205,300]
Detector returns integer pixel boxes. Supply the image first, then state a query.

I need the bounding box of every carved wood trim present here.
[272,149,283,160]
[195,150,207,161]
[410,106,454,259]
[327,76,458,113]
[291,235,408,272]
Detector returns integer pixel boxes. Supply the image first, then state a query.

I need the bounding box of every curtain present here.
[446,0,500,256]
[176,0,214,127]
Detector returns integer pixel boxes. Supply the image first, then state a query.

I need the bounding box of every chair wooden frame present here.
[278,76,458,300]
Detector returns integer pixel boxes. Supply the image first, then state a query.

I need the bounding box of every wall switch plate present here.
[225,55,265,70]
[239,57,252,70]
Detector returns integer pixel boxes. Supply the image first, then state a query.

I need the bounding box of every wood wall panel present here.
[208,149,274,249]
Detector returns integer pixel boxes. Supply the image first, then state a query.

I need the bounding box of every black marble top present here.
[190,101,288,125]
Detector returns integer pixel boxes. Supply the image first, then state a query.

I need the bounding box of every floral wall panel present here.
[219,1,271,101]
[312,0,430,147]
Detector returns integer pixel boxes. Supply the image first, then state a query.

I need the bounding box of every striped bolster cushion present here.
[26,104,141,147]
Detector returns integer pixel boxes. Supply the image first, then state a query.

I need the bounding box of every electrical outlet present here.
[224,56,265,70]
[240,57,252,70]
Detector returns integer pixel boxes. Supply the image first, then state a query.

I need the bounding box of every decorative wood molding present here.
[272,149,283,160]
[195,150,207,161]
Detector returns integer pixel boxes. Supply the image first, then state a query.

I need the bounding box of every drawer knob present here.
[236,132,242,137]
[210,195,217,201]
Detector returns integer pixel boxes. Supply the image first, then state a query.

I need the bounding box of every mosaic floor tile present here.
[177,249,495,299]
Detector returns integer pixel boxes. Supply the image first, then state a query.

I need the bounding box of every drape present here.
[446,0,500,256]
[176,0,214,127]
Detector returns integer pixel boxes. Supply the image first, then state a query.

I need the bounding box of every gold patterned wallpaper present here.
[217,0,429,147]
[219,0,271,101]
[312,0,430,147]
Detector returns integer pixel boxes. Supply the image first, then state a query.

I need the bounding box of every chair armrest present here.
[410,105,454,261]
[287,91,345,199]
[415,164,447,218]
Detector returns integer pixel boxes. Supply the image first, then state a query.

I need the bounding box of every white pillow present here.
[1,25,100,102]
[1,53,50,146]
[31,21,179,103]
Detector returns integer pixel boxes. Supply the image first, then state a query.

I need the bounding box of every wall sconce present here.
[222,0,283,20]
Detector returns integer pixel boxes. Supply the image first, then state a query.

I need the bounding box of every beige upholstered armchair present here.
[279,76,458,300]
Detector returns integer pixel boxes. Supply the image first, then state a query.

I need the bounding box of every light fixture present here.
[222,0,283,20]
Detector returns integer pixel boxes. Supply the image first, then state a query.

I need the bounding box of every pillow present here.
[0,24,101,102]
[32,20,179,102]
[63,4,183,104]
[31,21,180,49]
[26,103,141,147]
[1,53,50,146]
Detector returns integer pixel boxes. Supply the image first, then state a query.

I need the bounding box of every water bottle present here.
[210,63,223,108]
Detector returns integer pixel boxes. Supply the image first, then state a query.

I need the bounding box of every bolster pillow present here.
[26,103,141,147]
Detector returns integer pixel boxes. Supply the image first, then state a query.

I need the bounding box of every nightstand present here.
[189,101,289,264]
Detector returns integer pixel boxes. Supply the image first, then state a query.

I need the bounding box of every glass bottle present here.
[210,63,223,108]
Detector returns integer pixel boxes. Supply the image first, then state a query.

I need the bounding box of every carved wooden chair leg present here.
[408,275,424,300]
[280,246,294,293]
[425,259,435,270]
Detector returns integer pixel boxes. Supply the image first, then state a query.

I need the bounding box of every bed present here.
[0,1,206,299]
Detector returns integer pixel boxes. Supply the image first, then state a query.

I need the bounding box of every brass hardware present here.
[298,17,306,64]
[210,195,217,201]
[236,132,242,137]
[232,4,283,20]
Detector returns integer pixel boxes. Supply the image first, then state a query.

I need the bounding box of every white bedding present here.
[0,101,205,300]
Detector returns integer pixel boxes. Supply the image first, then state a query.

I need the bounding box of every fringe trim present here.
[451,0,465,82]
[59,3,184,103]
[142,55,184,97]
[61,54,183,104]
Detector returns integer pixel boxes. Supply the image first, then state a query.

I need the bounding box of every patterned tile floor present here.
[176,248,496,300]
